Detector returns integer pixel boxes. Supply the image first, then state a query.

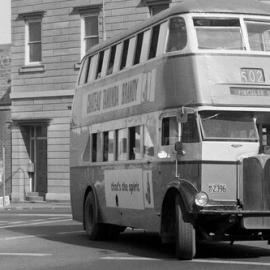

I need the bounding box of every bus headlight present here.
[195,192,208,207]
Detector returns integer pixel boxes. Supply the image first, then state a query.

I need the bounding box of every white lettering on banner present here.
[104,169,154,209]
[84,70,156,116]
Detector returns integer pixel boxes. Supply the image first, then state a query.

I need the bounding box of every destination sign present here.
[230,87,270,96]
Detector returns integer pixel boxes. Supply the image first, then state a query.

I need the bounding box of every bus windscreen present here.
[200,111,258,141]
[194,18,243,50]
[245,20,270,51]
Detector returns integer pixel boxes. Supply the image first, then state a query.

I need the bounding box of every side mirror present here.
[177,108,188,123]
[175,141,186,156]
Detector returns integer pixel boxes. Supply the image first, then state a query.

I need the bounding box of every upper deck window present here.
[148,24,160,59]
[120,39,129,70]
[95,51,104,79]
[134,32,143,65]
[107,45,116,75]
[200,111,258,141]
[246,20,270,51]
[167,17,187,52]
[194,18,243,50]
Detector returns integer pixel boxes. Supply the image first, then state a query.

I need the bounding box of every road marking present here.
[9,221,27,224]
[0,253,51,257]
[102,256,161,261]
[0,230,84,241]
[102,257,270,266]
[57,230,85,235]
[0,213,71,217]
[193,259,270,266]
[0,218,72,229]
[4,235,40,240]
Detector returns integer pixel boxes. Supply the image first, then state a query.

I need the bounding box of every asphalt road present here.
[1,209,270,270]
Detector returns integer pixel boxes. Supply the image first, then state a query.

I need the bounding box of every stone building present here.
[0,44,11,199]
[11,0,174,201]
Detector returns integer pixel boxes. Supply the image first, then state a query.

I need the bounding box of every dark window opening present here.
[96,51,104,79]
[120,39,129,70]
[148,24,160,59]
[134,33,143,65]
[107,45,116,75]
[92,133,97,162]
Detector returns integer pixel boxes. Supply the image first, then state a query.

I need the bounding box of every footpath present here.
[0,201,71,213]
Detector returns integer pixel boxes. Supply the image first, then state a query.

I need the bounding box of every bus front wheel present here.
[175,194,196,260]
[84,191,103,240]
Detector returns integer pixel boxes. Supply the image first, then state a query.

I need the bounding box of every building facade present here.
[11,0,176,201]
[0,44,12,200]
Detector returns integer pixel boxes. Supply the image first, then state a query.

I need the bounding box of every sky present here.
[0,0,11,44]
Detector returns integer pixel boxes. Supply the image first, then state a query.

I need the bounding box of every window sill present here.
[19,64,45,74]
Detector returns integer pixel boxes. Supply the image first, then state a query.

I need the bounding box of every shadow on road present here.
[6,223,270,260]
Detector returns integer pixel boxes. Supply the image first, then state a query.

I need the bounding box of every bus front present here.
[184,13,270,238]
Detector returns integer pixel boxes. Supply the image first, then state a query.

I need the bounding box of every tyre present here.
[84,191,104,240]
[175,194,196,260]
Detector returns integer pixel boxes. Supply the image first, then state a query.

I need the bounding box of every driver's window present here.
[161,116,178,145]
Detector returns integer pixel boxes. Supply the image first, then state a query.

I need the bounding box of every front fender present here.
[166,178,199,213]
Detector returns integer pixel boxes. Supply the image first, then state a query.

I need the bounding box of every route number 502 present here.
[241,68,265,83]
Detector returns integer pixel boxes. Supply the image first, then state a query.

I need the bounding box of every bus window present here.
[103,131,115,161]
[144,125,155,157]
[182,114,200,143]
[92,133,102,162]
[162,117,178,145]
[95,51,104,79]
[200,111,258,141]
[140,29,151,62]
[117,128,128,160]
[113,43,123,73]
[92,133,97,162]
[82,135,90,161]
[126,36,136,68]
[78,57,90,85]
[101,49,110,77]
[103,131,109,161]
[194,18,243,50]
[129,126,142,160]
[148,24,160,59]
[245,20,270,51]
[166,17,187,52]
[89,54,98,81]
[108,131,115,161]
[120,39,129,70]
[157,20,169,56]
[133,32,143,65]
[107,45,116,75]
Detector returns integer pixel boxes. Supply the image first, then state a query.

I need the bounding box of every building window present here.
[149,4,169,16]
[25,19,42,64]
[81,15,99,57]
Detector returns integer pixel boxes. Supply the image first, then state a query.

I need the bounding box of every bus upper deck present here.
[73,0,270,128]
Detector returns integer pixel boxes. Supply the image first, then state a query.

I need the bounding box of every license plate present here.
[208,184,227,193]
[241,68,265,83]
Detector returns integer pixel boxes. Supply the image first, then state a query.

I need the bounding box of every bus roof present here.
[85,0,270,57]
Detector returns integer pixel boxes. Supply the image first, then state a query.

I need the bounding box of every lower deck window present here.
[129,126,141,160]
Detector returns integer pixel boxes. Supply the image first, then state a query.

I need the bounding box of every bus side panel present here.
[70,167,85,222]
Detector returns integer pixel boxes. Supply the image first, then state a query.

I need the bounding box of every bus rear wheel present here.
[175,194,196,260]
[84,191,104,240]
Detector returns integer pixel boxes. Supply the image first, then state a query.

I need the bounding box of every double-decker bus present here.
[70,0,270,259]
